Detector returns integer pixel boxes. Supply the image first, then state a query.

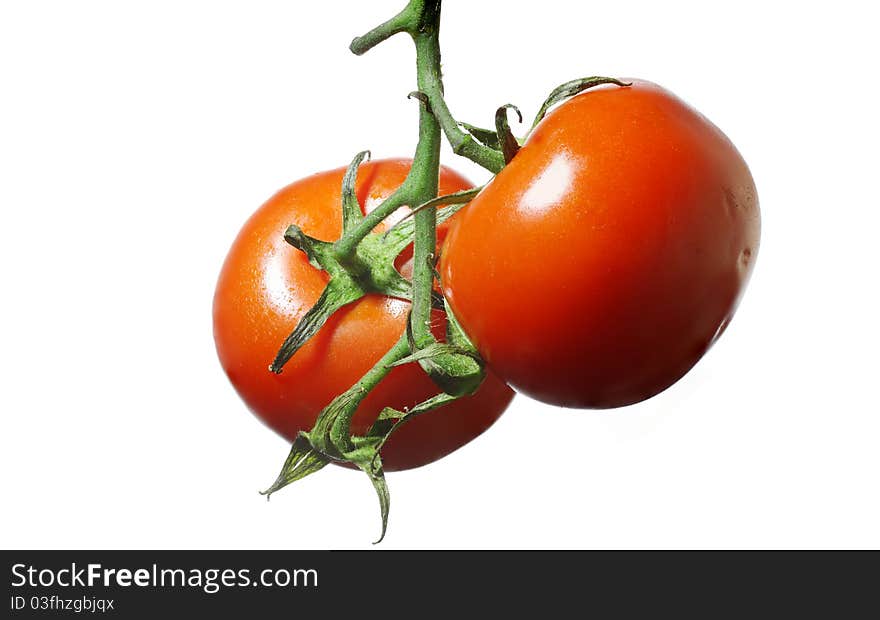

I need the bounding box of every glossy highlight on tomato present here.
[214,159,514,470]
[440,80,760,408]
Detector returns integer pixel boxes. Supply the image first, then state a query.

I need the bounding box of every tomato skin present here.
[214,159,514,470]
[440,80,760,409]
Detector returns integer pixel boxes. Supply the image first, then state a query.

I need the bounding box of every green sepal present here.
[343,436,391,544]
[419,353,482,397]
[435,188,483,223]
[382,187,483,253]
[341,151,371,233]
[283,225,333,271]
[310,389,362,459]
[389,342,477,368]
[260,434,330,498]
[374,392,458,423]
[529,76,632,135]
[269,279,364,374]
[435,200,473,226]
[405,314,484,397]
[366,392,459,471]
[363,463,390,545]
[272,168,467,374]
[444,298,478,352]
[494,104,522,163]
[459,122,502,151]
[359,392,462,533]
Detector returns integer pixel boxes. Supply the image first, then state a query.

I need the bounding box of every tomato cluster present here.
[212,0,762,544]
[215,80,759,472]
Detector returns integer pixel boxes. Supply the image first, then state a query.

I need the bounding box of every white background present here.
[1,0,878,549]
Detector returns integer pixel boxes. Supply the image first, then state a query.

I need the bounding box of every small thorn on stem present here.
[407,90,432,113]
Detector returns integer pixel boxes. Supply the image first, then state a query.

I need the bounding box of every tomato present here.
[214,159,514,470]
[440,80,760,408]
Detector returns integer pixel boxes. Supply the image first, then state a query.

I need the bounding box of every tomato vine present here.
[261,0,496,543]
[257,0,630,542]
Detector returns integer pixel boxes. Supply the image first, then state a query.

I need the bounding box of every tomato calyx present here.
[262,339,408,543]
[264,333,474,543]
[261,393,460,544]
[457,78,632,168]
[268,153,482,385]
[400,300,485,397]
[268,153,417,374]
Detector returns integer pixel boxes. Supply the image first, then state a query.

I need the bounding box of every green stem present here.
[407,1,504,173]
[423,88,506,174]
[410,30,443,348]
[315,2,445,451]
[334,0,502,264]
[405,6,484,402]
[269,281,362,374]
[322,336,411,454]
[267,1,489,541]
[333,190,410,259]
[348,4,415,55]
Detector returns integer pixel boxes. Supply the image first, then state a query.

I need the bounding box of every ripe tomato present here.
[440,80,760,408]
[214,159,514,470]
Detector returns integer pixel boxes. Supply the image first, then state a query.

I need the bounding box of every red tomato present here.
[440,80,760,408]
[214,159,514,470]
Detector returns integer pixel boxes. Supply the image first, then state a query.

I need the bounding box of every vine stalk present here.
[264,0,631,542]
[265,0,484,542]
[320,0,475,447]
